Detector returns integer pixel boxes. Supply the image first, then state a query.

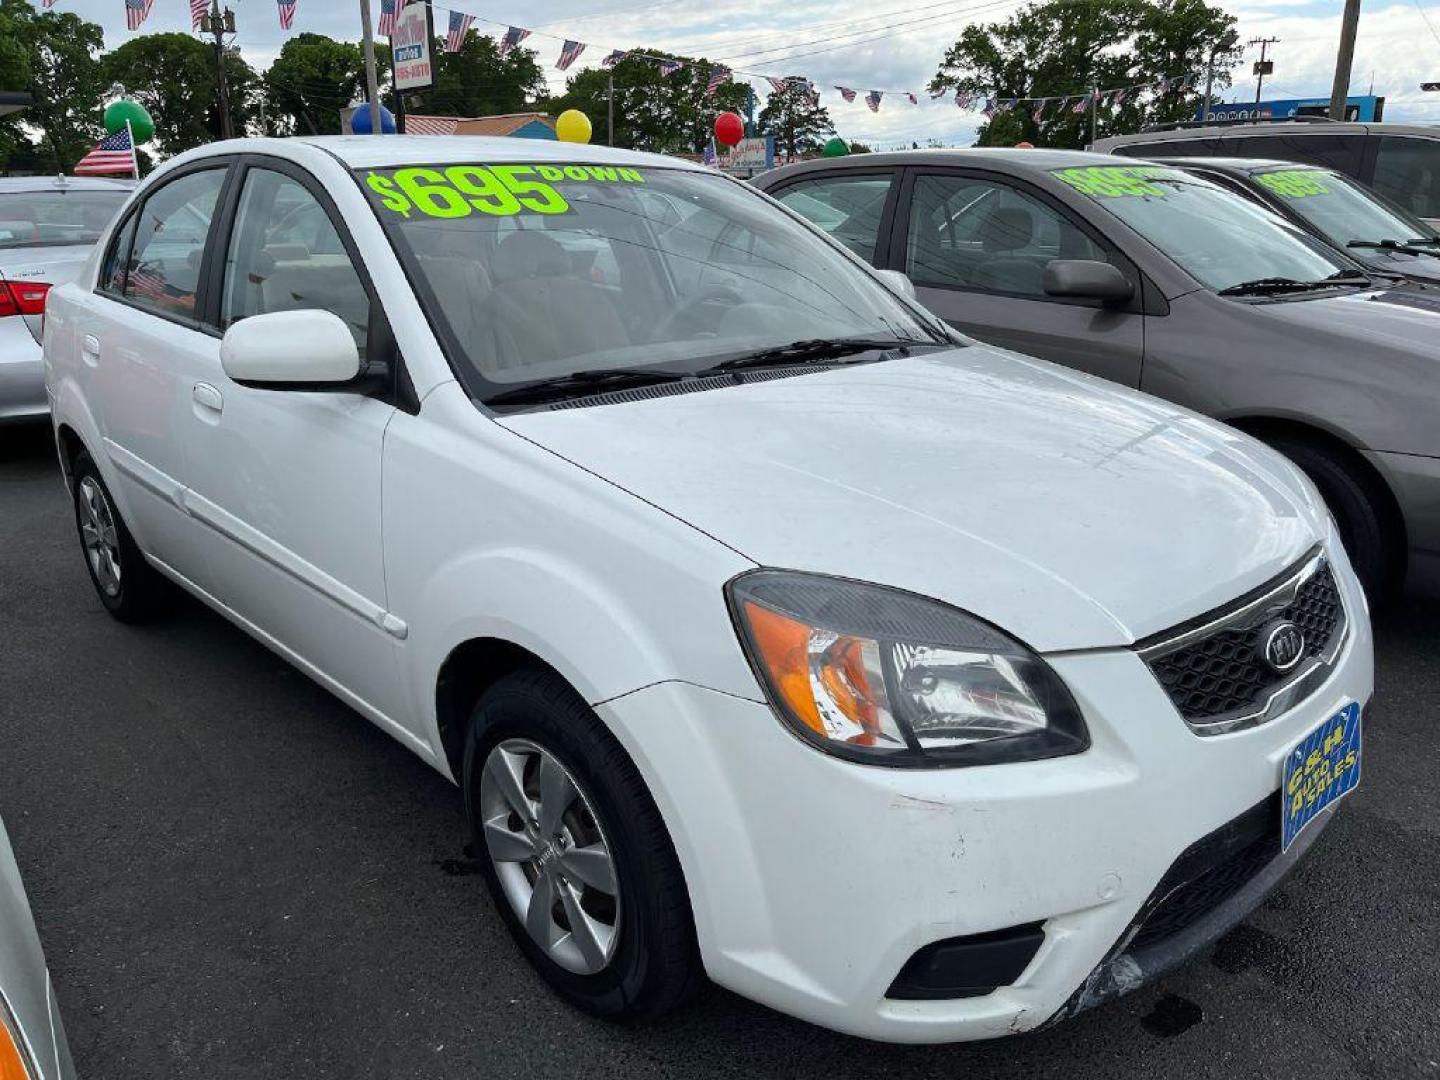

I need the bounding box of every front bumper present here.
[0,318,46,424]
[596,554,1373,1043]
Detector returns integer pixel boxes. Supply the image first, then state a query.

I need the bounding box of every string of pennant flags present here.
[92,0,1203,118]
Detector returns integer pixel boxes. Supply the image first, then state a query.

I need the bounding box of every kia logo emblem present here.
[1261,621,1306,673]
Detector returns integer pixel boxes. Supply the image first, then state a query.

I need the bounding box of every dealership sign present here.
[721,136,774,175]
[392,2,435,93]
[1196,95,1384,123]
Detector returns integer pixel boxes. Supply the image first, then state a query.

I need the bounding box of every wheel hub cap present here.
[78,476,122,597]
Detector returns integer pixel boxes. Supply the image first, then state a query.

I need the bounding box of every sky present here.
[43,0,1440,147]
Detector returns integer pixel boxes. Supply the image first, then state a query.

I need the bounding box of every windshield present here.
[1052,165,1356,292]
[0,189,128,249]
[1250,167,1440,250]
[359,163,940,401]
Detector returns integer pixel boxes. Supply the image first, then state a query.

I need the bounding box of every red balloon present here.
[714,112,744,147]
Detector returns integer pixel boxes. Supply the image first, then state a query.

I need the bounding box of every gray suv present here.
[756,148,1440,597]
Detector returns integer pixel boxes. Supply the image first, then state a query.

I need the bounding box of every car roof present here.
[170,135,709,174]
[1091,120,1440,151]
[0,175,136,193]
[758,147,1126,184]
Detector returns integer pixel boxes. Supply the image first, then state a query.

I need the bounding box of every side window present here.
[905,174,1107,297]
[98,212,137,296]
[221,168,370,358]
[1371,137,1440,221]
[775,174,894,263]
[123,169,226,321]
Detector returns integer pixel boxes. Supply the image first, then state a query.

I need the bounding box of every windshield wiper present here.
[484,367,689,407]
[1217,274,1367,297]
[696,337,938,376]
[1348,237,1440,256]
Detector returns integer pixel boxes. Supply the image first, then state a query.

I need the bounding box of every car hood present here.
[1353,248,1440,285]
[1246,283,1440,348]
[502,347,1325,652]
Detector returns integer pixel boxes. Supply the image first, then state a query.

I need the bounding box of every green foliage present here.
[549,52,750,154]
[0,0,107,172]
[407,33,547,118]
[263,33,368,136]
[102,33,257,155]
[930,0,1239,148]
[757,78,834,159]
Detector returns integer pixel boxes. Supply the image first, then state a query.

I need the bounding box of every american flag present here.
[43,0,57,7]
[835,86,856,103]
[864,91,882,112]
[124,0,155,30]
[445,10,474,52]
[277,0,296,29]
[702,141,718,168]
[1072,93,1091,114]
[499,26,530,58]
[767,77,788,94]
[955,92,974,109]
[981,98,997,118]
[705,65,729,97]
[126,265,171,302]
[1111,87,1130,107]
[190,0,207,26]
[377,0,401,37]
[1032,99,1048,122]
[74,126,137,176]
[658,59,682,76]
[998,98,1016,112]
[906,92,918,105]
[599,49,627,67]
[556,39,586,70]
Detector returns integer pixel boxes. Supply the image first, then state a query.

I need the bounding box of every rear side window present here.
[98,213,137,295]
[775,174,894,262]
[123,169,226,322]
[219,168,370,358]
[1371,137,1440,221]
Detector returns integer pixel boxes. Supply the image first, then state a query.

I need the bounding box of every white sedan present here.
[43,136,1372,1043]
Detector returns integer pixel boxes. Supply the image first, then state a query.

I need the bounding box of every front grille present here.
[1139,552,1347,733]
[1127,797,1280,953]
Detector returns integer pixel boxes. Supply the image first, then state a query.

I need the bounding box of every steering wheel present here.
[652,284,745,341]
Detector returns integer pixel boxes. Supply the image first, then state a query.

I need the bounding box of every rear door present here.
[890,168,1145,386]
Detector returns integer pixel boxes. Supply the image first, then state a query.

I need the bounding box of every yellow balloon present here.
[555,109,592,144]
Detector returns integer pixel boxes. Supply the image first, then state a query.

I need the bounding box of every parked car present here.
[1146,157,1440,285]
[1,176,133,424]
[1090,120,1440,227]
[45,136,1373,1043]
[756,148,1440,597]
[1,816,76,1080]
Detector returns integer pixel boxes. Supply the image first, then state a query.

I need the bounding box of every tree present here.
[407,33,546,118]
[102,33,257,155]
[757,78,834,160]
[549,52,750,154]
[0,0,106,171]
[263,33,365,136]
[930,0,1237,148]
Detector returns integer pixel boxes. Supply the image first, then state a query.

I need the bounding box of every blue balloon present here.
[351,104,396,134]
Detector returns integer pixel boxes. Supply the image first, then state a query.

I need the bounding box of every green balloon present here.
[104,100,155,144]
[821,136,849,158]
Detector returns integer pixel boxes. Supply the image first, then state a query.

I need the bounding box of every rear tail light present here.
[0,281,51,318]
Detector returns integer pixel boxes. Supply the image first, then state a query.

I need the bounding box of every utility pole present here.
[199,0,236,140]
[1202,46,1217,124]
[1328,0,1361,120]
[1249,36,1278,104]
[359,0,383,136]
[607,72,615,146]
[1089,81,1099,145]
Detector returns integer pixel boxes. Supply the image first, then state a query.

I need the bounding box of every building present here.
[340,108,557,139]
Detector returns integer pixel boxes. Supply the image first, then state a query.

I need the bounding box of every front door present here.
[893,170,1145,387]
[179,160,406,728]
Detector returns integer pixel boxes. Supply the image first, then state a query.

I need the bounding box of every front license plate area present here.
[1282,701,1362,851]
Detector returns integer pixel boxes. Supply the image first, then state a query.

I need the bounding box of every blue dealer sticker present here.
[1281,701,1362,851]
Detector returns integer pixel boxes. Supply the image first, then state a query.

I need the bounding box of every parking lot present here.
[2,419,1437,1080]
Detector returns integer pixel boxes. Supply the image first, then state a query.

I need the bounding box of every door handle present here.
[192,382,224,414]
[81,334,100,367]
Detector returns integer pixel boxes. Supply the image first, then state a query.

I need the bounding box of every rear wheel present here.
[1264,435,1399,601]
[462,667,701,1021]
[71,452,169,622]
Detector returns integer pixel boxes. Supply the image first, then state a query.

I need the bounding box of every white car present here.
[43,136,1373,1043]
[0,176,133,423]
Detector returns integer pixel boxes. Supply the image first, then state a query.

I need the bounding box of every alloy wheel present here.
[479,738,621,975]
[78,476,122,597]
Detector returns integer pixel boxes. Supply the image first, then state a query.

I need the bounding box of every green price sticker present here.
[1254,171,1332,199]
[1053,165,1178,198]
[365,163,646,220]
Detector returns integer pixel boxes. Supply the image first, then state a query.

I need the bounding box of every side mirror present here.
[1043,259,1135,303]
[874,268,917,300]
[220,309,361,387]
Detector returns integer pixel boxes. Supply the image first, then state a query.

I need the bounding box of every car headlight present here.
[726,570,1089,767]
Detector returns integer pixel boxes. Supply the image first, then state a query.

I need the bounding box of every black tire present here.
[1264,435,1399,601]
[71,451,170,622]
[462,667,702,1022]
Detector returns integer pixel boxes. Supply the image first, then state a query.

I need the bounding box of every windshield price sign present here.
[365,164,646,219]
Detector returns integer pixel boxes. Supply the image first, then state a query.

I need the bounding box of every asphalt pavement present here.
[2,421,1437,1080]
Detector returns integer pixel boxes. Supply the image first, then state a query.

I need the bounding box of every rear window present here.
[0,189,128,249]
[1371,136,1440,221]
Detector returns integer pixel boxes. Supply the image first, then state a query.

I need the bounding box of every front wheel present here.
[462,668,701,1021]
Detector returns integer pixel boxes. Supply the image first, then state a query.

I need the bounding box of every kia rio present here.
[43,137,1373,1043]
